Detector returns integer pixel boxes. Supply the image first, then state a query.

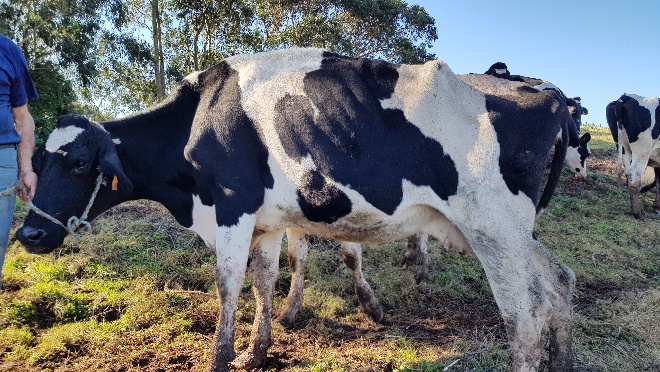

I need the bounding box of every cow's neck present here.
[94,86,200,226]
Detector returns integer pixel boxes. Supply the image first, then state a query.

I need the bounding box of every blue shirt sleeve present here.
[8,42,38,108]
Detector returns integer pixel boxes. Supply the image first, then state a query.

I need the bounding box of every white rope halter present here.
[1,172,106,241]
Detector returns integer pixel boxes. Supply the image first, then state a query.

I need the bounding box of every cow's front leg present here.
[275,228,309,328]
[629,185,644,218]
[233,229,285,370]
[206,215,255,372]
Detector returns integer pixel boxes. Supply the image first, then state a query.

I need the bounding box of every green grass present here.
[0,125,659,371]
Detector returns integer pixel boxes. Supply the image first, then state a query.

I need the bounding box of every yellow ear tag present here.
[112,176,119,191]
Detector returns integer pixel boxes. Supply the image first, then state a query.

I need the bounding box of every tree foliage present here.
[0,0,136,141]
[27,62,76,145]
[163,0,437,80]
[2,0,438,122]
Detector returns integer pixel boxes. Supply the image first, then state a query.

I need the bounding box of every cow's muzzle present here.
[15,225,59,254]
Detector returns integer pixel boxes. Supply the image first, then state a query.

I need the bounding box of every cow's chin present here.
[15,226,66,254]
[22,243,60,255]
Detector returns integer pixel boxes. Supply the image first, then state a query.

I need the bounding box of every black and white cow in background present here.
[485,62,591,178]
[16,49,575,371]
[606,93,660,218]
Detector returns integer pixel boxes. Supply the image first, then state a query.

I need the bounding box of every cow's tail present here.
[536,119,569,216]
[612,95,629,180]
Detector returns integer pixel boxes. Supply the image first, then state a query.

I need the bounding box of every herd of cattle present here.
[13,48,660,371]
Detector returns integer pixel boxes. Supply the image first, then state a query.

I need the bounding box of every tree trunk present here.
[151,0,166,99]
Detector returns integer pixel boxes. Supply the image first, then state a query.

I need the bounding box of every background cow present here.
[16,49,574,371]
[484,62,591,178]
[606,94,660,218]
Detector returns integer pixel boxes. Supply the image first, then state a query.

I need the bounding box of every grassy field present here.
[1,125,659,371]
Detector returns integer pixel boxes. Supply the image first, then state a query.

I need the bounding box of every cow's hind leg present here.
[532,239,575,371]
[469,233,574,371]
[653,168,660,209]
[402,233,429,284]
[232,229,286,370]
[341,242,383,323]
[275,228,309,328]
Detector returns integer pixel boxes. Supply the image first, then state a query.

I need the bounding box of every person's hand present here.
[18,170,37,202]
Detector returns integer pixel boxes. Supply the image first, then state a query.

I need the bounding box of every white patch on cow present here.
[494,68,507,74]
[467,113,499,180]
[533,81,560,93]
[45,126,85,153]
[112,138,121,145]
[189,195,217,247]
[184,71,202,85]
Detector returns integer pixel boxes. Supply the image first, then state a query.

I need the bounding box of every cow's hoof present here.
[231,350,266,371]
[274,313,296,329]
[205,347,234,372]
[415,270,429,284]
[359,301,384,323]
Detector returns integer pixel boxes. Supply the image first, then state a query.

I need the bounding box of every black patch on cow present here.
[187,61,274,227]
[484,91,565,204]
[297,170,352,223]
[275,53,458,216]
[619,95,653,143]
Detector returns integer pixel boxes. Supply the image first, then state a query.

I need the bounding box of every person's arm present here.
[12,104,37,202]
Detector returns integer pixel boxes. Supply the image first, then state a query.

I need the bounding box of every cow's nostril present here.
[20,226,45,243]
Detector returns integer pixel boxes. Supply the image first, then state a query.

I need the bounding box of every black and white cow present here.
[606,94,660,218]
[16,49,575,371]
[484,62,591,178]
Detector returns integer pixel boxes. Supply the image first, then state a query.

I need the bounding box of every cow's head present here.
[16,115,133,253]
[484,62,511,79]
[565,132,591,178]
[567,96,588,131]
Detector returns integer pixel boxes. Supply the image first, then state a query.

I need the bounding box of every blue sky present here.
[411,0,659,128]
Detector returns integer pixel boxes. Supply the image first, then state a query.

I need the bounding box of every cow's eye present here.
[74,160,88,170]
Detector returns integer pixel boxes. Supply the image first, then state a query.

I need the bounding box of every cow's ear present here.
[579,132,591,146]
[99,143,133,194]
[582,107,588,115]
